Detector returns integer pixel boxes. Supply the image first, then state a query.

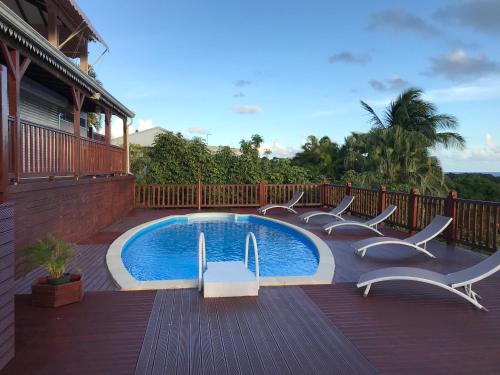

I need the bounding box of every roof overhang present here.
[0,1,134,118]
[56,0,109,51]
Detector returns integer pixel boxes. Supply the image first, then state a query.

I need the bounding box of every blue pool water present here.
[122,215,319,280]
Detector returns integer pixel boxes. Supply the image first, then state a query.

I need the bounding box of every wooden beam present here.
[71,87,85,178]
[19,57,31,79]
[6,49,21,181]
[47,3,59,47]
[0,41,15,78]
[79,40,88,74]
[38,6,48,27]
[104,108,111,144]
[0,65,8,202]
[122,117,129,174]
[14,0,29,24]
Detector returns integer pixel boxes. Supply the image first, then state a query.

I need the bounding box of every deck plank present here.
[135,288,376,375]
[1,291,155,375]
[302,277,500,375]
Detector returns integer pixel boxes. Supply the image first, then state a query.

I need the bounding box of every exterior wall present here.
[112,126,167,147]
[7,176,134,269]
[20,77,88,136]
[0,202,14,370]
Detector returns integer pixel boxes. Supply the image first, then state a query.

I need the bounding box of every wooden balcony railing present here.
[135,181,499,253]
[7,116,126,180]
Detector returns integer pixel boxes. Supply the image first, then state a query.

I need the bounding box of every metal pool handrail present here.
[244,232,260,283]
[198,232,206,291]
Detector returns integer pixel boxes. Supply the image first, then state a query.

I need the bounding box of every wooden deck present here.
[6,208,500,374]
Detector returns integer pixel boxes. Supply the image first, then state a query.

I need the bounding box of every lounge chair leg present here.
[363,284,371,297]
[355,248,367,257]
[414,245,436,258]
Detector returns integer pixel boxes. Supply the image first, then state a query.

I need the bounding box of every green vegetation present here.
[21,234,75,282]
[293,88,463,194]
[447,173,500,201]
[131,88,476,196]
[131,133,309,184]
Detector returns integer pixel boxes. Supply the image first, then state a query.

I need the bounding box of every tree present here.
[293,136,342,181]
[361,88,465,149]
[129,132,310,185]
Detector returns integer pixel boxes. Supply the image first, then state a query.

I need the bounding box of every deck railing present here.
[135,181,499,253]
[7,117,126,180]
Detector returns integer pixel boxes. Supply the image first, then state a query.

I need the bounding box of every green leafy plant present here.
[22,234,75,282]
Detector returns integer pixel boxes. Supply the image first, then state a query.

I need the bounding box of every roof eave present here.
[0,2,134,118]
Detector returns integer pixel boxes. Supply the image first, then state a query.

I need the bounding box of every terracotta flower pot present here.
[31,274,84,308]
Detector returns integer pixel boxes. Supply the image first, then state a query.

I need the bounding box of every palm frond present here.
[435,132,466,149]
[360,100,385,128]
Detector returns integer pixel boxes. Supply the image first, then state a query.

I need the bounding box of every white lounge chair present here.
[257,191,304,215]
[323,205,397,235]
[353,215,452,258]
[299,195,354,223]
[357,250,500,311]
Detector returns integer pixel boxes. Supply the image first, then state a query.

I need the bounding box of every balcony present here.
[7,116,126,181]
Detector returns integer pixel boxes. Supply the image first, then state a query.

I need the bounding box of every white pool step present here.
[203,261,259,298]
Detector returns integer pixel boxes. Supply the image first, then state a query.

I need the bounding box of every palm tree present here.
[361,88,465,149]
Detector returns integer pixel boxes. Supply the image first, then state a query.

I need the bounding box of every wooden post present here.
[259,181,266,207]
[445,190,458,245]
[122,117,129,174]
[197,170,202,210]
[407,187,420,235]
[104,109,111,144]
[47,3,59,47]
[345,182,352,214]
[71,88,85,179]
[345,181,352,197]
[0,43,30,182]
[378,185,386,215]
[0,65,8,202]
[320,182,326,207]
[79,40,89,74]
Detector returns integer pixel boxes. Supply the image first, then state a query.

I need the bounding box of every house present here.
[0,0,134,188]
[113,126,242,155]
[0,2,136,368]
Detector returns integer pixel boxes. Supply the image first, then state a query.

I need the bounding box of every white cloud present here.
[137,119,156,132]
[232,105,262,114]
[429,49,500,80]
[369,75,409,92]
[112,118,155,138]
[363,77,500,109]
[110,117,127,138]
[188,127,208,135]
[433,133,500,172]
[259,141,298,158]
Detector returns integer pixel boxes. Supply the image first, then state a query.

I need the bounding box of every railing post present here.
[197,170,202,210]
[407,187,419,235]
[445,190,458,245]
[259,181,266,207]
[345,182,352,214]
[345,181,352,196]
[378,185,386,215]
[320,182,326,207]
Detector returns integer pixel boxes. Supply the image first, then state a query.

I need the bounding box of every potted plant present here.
[23,234,83,308]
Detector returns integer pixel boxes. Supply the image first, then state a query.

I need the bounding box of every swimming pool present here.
[107,213,334,290]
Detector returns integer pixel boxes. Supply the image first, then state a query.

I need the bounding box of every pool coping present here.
[106,212,335,290]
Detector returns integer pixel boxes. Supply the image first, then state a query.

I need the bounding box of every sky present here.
[80,0,500,172]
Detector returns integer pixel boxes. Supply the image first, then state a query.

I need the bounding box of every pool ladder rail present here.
[198,232,260,298]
